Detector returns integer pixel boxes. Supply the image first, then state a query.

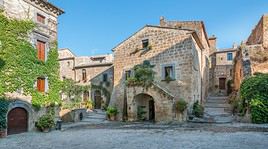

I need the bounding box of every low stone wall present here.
[60,108,87,123]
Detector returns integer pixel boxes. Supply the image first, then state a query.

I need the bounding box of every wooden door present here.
[37,40,45,61]
[219,78,226,90]
[94,91,102,109]
[148,100,155,121]
[7,108,28,135]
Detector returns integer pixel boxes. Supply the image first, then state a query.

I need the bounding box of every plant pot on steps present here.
[0,129,7,138]
[109,115,116,121]
[42,128,50,133]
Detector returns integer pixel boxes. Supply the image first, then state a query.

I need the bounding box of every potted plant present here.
[106,106,118,121]
[36,114,55,132]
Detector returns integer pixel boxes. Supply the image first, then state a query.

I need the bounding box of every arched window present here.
[82,69,87,82]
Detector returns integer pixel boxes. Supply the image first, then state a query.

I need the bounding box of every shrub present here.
[250,99,268,124]
[36,114,55,131]
[176,100,188,113]
[106,106,118,117]
[192,101,204,118]
[240,74,268,123]
[240,74,268,103]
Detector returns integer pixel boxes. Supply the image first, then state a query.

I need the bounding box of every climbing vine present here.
[0,11,62,109]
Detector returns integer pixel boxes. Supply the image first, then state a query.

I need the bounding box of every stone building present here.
[110,17,212,122]
[233,15,268,91]
[0,0,63,135]
[58,49,114,108]
[209,47,237,95]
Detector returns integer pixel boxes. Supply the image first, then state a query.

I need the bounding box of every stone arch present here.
[134,93,155,121]
[6,100,33,135]
[127,85,174,122]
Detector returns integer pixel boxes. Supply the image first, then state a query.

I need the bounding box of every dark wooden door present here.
[8,108,28,135]
[94,91,102,109]
[219,78,226,90]
[148,100,155,121]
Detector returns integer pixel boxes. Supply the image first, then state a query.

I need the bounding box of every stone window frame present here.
[161,63,176,81]
[102,73,108,82]
[35,11,48,26]
[142,39,149,50]
[82,69,87,82]
[33,33,50,62]
[124,70,133,81]
[227,52,233,61]
[35,76,49,93]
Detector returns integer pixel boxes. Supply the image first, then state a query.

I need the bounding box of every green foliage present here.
[250,99,268,124]
[0,12,62,109]
[137,106,146,121]
[0,98,9,130]
[240,74,268,103]
[240,74,268,122]
[62,99,82,110]
[125,60,155,88]
[176,100,188,113]
[61,79,90,101]
[106,106,118,117]
[192,101,204,118]
[35,113,55,131]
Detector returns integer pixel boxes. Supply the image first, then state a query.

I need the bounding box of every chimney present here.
[209,35,217,49]
[232,43,238,49]
[160,16,165,27]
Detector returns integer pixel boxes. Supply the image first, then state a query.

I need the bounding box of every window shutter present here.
[45,77,49,92]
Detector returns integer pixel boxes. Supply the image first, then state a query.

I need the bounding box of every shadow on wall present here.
[110,37,204,121]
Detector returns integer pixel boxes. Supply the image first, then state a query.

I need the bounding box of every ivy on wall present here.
[0,11,62,109]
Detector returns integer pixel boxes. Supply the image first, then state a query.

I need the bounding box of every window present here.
[142,39,149,49]
[227,53,233,61]
[37,78,45,92]
[230,69,233,76]
[37,13,45,24]
[162,64,175,80]
[82,69,87,82]
[37,40,46,61]
[103,73,108,82]
[125,70,131,80]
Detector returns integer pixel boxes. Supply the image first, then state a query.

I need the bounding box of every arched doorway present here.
[94,90,102,109]
[7,108,28,135]
[135,94,155,121]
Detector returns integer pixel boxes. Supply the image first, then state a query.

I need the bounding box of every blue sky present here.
[50,0,268,56]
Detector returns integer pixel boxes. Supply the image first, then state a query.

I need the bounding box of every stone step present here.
[207,96,228,100]
[206,99,228,104]
[205,103,231,108]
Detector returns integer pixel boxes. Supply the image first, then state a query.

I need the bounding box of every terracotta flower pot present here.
[0,129,7,138]
[109,115,116,121]
[42,128,50,133]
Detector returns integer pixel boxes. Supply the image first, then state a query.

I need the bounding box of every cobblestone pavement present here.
[1,124,268,149]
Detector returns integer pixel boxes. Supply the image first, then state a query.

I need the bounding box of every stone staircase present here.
[82,109,107,124]
[204,96,233,123]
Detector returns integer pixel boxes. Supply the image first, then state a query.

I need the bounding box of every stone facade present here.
[58,49,114,108]
[233,15,268,90]
[1,0,63,133]
[209,48,237,95]
[110,18,211,122]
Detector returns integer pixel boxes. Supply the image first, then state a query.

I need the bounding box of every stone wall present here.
[2,0,60,42]
[111,25,204,121]
[247,15,268,49]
